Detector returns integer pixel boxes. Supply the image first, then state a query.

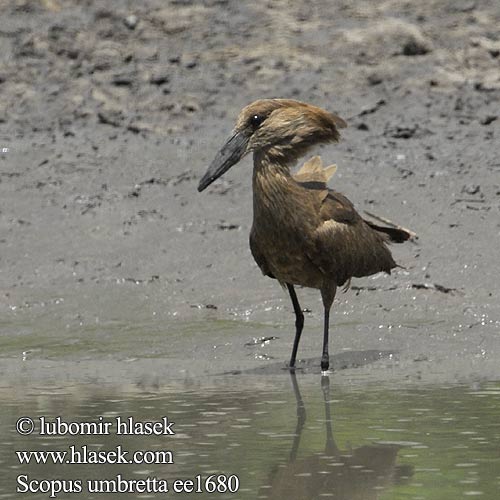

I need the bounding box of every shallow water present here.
[1,375,499,499]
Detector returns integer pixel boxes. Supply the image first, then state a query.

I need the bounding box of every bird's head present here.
[198,98,347,192]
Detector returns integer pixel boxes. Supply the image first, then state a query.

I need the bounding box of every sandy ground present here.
[1,0,500,386]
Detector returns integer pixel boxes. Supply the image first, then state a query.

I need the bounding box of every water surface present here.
[1,375,499,499]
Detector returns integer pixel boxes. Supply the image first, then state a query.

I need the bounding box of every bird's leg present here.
[321,374,339,456]
[321,308,331,372]
[288,371,306,462]
[287,283,304,370]
[320,285,337,373]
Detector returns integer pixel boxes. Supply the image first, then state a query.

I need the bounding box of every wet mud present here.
[1,1,500,386]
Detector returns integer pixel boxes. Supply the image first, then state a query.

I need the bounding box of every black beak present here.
[198,132,249,192]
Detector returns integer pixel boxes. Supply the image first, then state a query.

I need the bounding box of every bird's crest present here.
[294,156,337,184]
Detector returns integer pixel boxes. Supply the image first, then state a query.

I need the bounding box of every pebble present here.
[124,15,138,30]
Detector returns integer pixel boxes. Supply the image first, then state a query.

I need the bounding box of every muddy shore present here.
[1,0,499,386]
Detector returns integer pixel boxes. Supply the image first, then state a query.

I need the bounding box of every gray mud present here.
[1,0,500,386]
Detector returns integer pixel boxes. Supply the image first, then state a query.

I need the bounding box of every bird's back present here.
[251,156,410,288]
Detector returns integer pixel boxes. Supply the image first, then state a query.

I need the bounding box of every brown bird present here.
[198,99,410,372]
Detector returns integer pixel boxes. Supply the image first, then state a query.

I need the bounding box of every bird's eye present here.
[250,114,264,128]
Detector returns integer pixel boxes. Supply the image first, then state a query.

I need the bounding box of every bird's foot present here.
[320,356,330,373]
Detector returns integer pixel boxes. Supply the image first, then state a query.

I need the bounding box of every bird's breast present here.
[250,181,324,289]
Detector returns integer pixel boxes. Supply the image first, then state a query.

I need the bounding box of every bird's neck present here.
[252,152,298,216]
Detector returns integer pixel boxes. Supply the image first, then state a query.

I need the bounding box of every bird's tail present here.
[364,220,413,243]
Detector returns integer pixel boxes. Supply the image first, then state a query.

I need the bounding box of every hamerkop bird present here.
[198,99,410,372]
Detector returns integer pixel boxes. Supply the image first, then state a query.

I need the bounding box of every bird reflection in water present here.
[258,373,413,499]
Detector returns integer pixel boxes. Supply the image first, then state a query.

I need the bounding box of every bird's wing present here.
[309,188,398,284]
[319,190,411,243]
[362,219,412,243]
[318,190,360,225]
